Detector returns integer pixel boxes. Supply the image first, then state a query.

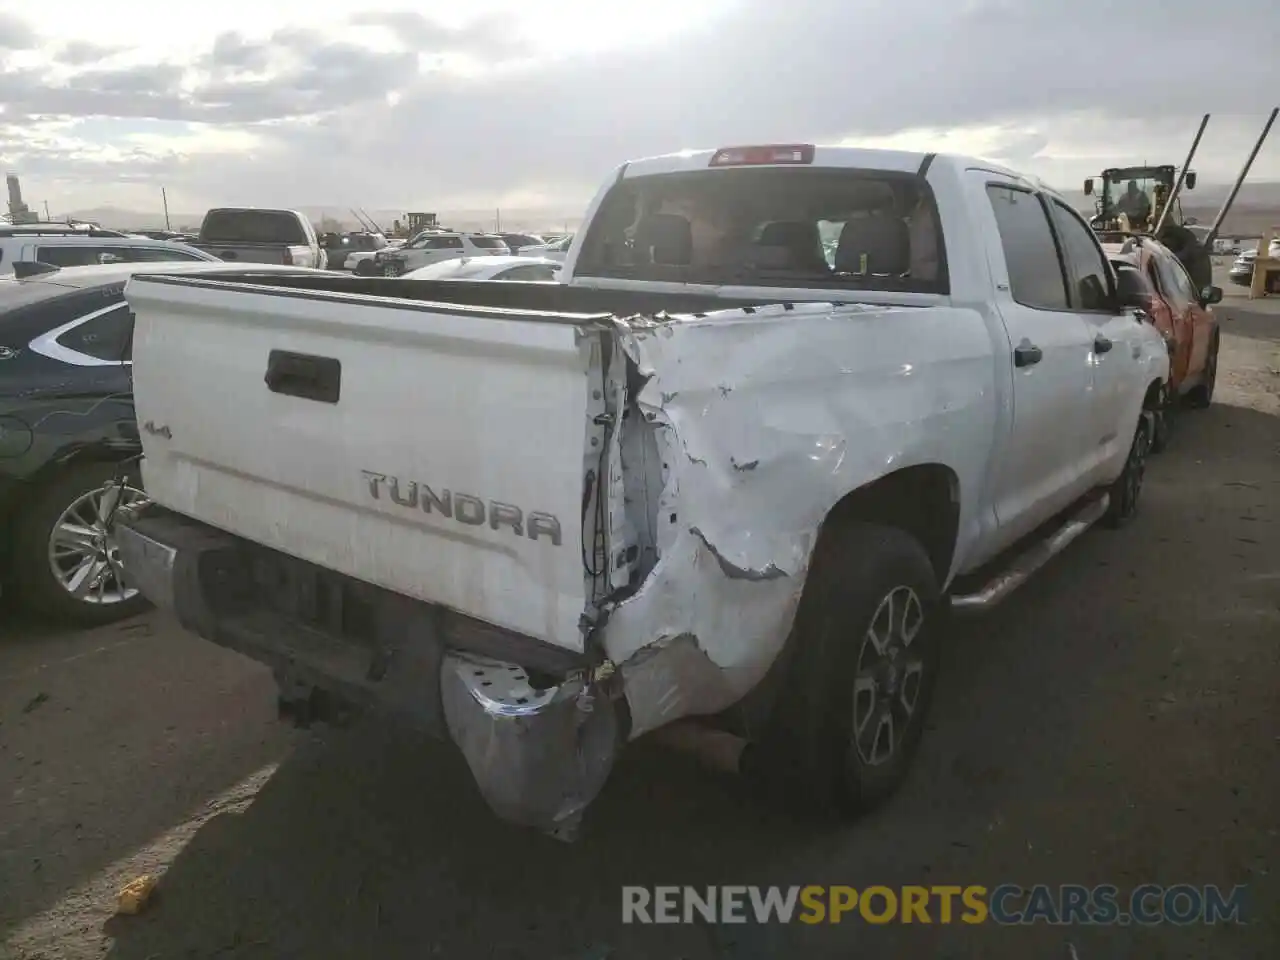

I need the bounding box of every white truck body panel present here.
[126,278,601,652]
[596,300,1001,734]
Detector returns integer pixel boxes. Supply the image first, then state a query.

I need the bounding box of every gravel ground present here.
[2,303,1277,960]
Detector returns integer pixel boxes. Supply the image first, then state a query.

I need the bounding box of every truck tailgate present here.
[193,243,294,265]
[125,275,607,654]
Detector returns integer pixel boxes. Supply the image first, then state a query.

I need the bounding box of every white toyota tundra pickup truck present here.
[115,145,1170,838]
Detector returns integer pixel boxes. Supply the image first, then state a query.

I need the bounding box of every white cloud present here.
[0,0,1275,218]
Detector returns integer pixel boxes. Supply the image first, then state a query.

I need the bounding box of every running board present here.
[949,494,1110,614]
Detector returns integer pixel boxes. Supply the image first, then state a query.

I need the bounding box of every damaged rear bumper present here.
[114,508,620,837]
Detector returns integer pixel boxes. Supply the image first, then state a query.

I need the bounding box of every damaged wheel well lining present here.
[816,464,960,584]
[719,464,960,740]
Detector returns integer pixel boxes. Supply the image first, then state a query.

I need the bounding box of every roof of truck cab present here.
[621,145,1010,177]
[616,146,1053,194]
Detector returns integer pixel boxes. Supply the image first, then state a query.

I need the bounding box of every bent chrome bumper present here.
[115,511,620,838]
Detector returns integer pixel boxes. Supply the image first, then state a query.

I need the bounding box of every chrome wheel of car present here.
[47,481,150,605]
[381,262,401,277]
[851,585,926,767]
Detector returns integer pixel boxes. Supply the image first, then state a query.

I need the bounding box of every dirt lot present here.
[2,304,1278,959]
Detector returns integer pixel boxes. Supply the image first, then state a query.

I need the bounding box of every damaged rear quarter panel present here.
[600,301,1000,737]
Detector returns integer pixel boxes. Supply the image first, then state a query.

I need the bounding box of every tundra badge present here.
[361,470,562,546]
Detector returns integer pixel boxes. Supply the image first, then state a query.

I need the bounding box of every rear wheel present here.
[10,461,152,626]
[1185,331,1219,409]
[742,523,942,818]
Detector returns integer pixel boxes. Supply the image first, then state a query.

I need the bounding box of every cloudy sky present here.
[0,0,1276,218]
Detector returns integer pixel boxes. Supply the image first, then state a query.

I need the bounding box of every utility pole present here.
[43,200,50,221]
[162,187,171,231]
[495,208,501,232]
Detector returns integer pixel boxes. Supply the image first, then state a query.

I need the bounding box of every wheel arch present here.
[814,463,962,588]
[699,463,961,741]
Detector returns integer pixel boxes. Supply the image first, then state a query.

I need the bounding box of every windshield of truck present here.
[1102,171,1164,224]
[575,167,946,292]
[201,210,308,245]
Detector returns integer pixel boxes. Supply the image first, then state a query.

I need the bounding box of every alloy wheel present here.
[851,585,926,767]
[47,481,150,605]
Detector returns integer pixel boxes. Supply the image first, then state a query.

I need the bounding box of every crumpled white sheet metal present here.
[599,302,998,737]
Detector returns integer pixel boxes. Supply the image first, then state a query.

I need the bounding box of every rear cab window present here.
[468,235,508,250]
[575,165,947,292]
[200,210,307,244]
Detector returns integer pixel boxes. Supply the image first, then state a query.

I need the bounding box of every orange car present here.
[1104,235,1222,450]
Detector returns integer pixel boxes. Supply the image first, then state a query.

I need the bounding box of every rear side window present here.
[426,236,464,249]
[576,167,947,293]
[468,236,508,249]
[35,246,116,268]
[201,210,307,244]
[55,304,133,362]
[985,185,1069,310]
[1048,201,1112,310]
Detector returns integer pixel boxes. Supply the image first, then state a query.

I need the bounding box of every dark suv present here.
[0,261,317,624]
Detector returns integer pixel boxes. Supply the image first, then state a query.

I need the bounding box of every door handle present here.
[1014,342,1043,368]
[1094,335,1114,354]
[264,349,342,403]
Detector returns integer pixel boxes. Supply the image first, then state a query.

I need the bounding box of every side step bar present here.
[949,494,1110,614]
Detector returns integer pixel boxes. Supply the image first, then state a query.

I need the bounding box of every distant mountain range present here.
[58,180,1280,239]
[54,205,584,236]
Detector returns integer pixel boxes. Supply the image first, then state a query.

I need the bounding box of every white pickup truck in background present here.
[116,145,1169,838]
[190,207,325,269]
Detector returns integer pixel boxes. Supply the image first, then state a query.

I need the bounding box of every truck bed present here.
[127,270,781,318]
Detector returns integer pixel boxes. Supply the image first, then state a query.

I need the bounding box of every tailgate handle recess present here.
[265,350,341,404]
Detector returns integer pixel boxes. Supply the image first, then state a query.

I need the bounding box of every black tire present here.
[1149,384,1171,455]
[1103,412,1152,529]
[1185,331,1219,410]
[10,460,151,626]
[743,523,943,818]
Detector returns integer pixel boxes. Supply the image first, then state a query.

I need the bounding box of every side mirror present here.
[1083,179,1094,196]
[1183,216,1198,226]
[97,252,124,265]
[1200,284,1223,306]
[1114,265,1150,310]
[1185,171,1197,190]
